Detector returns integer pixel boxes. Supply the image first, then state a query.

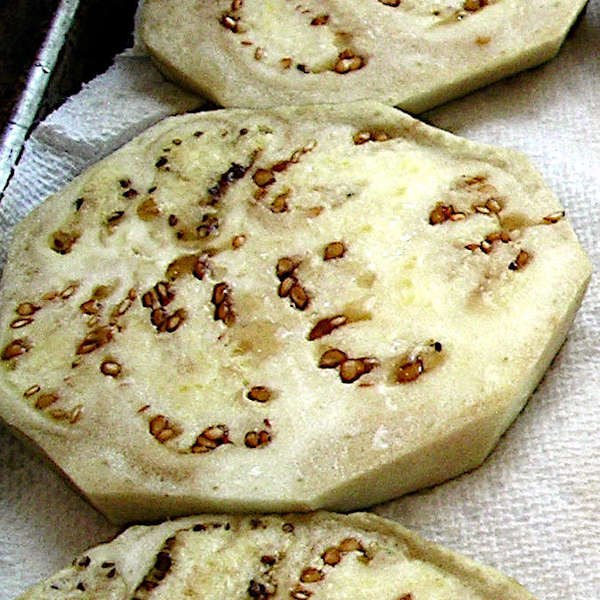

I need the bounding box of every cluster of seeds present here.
[142,281,187,333]
[290,537,374,599]
[191,424,230,453]
[276,256,310,310]
[352,130,391,145]
[212,282,236,326]
[318,349,378,384]
[429,202,466,224]
[251,141,316,207]
[333,49,366,74]
[22,385,83,423]
[208,160,250,204]
[428,175,505,225]
[133,536,176,600]
[464,229,511,254]
[149,414,181,443]
[244,421,272,448]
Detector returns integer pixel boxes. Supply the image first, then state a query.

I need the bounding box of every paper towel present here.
[0,4,598,599]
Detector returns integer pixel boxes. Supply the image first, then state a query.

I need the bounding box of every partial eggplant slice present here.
[19,512,538,600]
[139,0,588,112]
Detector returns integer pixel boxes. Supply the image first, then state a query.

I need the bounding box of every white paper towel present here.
[0,4,598,599]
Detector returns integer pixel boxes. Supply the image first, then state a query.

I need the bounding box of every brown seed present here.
[308,315,348,340]
[485,197,502,213]
[543,210,565,224]
[216,300,236,326]
[76,326,112,355]
[254,47,264,60]
[353,130,372,145]
[338,537,363,552]
[119,178,131,189]
[244,430,271,448]
[253,168,275,187]
[276,257,296,280]
[151,308,167,328]
[280,57,292,69]
[371,131,390,142]
[334,51,365,73]
[278,276,296,298]
[480,239,493,254]
[290,283,309,310]
[2,339,29,360]
[324,241,346,261]
[465,243,480,252]
[473,204,491,215]
[395,357,424,383]
[168,214,178,226]
[290,587,312,600]
[156,428,177,442]
[202,424,229,442]
[270,192,289,213]
[247,386,272,402]
[16,302,39,316]
[220,12,240,32]
[122,189,138,199]
[80,299,101,315]
[232,234,247,249]
[509,249,530,271]
[300,567,324,583]
[68,405,84,424]
[379,0,402,6]
[155,281,174,306]
[10,317,33,329]
[60,284,78,299]
[396,595,413,600]
[340,358,375,383]
[155,156,168,168]
[149,415,168,436]
[429,203,456,225]
[23,384,41,398]
[107,210,125,224]
[318,348,347,368]
[193,255,210,280]
[164,309,186,333]
[35,393,58,410]
[100,360,121,377]
[464,0,486,11]
[142,290,157,308]
[311,14,329,25]
[322,546,342,566]
[212,282,230,306]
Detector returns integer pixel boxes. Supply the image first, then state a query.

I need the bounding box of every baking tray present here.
[0,0,138,198]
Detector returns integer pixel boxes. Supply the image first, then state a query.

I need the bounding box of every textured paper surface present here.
[0,5,598,599]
